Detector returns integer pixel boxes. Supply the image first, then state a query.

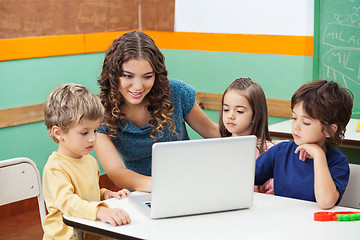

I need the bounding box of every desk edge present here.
[62,216,143,240]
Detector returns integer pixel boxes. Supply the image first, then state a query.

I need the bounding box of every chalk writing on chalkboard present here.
[319,0,360,117]
[322,13,360,87]
[349,0,360,11]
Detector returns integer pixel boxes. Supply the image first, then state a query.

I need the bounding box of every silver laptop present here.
[129,135,257,219]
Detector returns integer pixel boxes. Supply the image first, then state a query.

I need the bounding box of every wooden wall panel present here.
[0,103,44,129]
[74,1,139,33]
[0,0,175,39]
[0,93,292,129]
[196,92,292,118]
[141,0,175,31]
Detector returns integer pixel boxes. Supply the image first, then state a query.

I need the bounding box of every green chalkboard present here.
[316,0,360,118]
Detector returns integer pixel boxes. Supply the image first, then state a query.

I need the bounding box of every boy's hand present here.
[96,206,131,226]
[294,144,324,162]
[104,189,130,200]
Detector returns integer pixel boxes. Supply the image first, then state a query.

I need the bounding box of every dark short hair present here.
[291,80,353,147]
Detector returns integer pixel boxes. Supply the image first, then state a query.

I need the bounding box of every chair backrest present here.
[0,157,46,232]
[339,163,360,209]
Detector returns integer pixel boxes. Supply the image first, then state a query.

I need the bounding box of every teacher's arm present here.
[94,133,151,192]
[185,102,221,138]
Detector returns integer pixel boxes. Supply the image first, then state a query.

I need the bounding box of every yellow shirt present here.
[42,152,108,240]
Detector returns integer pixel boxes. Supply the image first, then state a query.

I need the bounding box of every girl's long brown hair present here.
[98,31,175,139]
[219,78,271,154]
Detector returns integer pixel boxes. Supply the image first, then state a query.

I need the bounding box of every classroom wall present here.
[2,0,357,176]
[0,0,174,38]
[0,0,175,175]
[0,53,106,174]
[170,0,313,137]
[175,0,314,36]
[171,0,313,98]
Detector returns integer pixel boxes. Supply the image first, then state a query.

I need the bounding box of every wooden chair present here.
[339,163,360,209]
[0,157,46,231]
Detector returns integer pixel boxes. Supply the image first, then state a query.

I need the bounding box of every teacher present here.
[95,31,220,192]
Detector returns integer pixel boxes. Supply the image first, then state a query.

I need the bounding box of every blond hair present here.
[44,83,105,143]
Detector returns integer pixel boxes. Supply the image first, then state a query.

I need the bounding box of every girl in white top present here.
[219,78,274,194]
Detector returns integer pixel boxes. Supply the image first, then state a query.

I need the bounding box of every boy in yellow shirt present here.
[43,83,131,239]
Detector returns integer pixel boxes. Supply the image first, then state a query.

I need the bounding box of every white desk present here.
[269,118,360,149]
[64,192,360,240]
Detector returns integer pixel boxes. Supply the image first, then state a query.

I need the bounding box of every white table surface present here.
[269,118,360,148]
[64,192,360,240]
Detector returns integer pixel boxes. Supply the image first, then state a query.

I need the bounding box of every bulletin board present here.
[314,0,360,118]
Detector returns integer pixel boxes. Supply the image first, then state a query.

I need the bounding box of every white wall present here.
[174,0,314,36]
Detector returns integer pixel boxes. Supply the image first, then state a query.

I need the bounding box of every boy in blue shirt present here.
[255,80,353,209]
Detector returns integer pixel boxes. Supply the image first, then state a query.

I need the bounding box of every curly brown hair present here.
[291,80,353,147]
[98,31,175,140]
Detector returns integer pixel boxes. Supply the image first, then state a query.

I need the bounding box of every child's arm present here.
[255,148,276,186]
[295,144,339,209]
[44,168,110,220]
[96,206,131,226]
[103,189,131,200]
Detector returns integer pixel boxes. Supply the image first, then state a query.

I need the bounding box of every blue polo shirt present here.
[255,141,349,203]
[98,79,196,176]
